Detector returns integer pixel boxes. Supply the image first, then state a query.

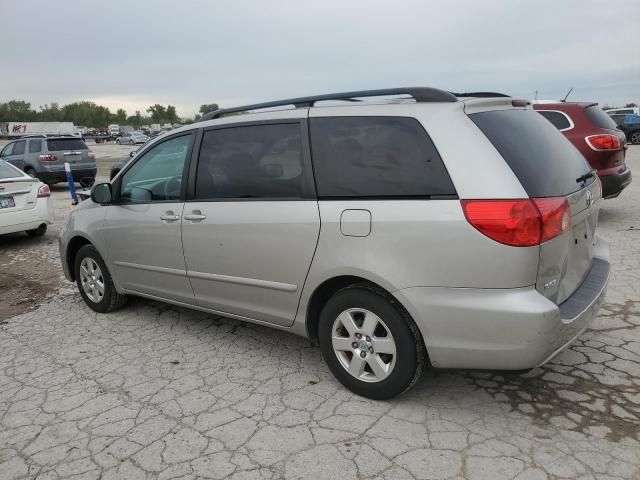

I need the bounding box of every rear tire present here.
[74,244,127,313]
[130,140,135,145]
[26,224,47,237]
[318,284,426,399]
[116,139,121,145]
[25,167,36,178]
[631,130,640,145]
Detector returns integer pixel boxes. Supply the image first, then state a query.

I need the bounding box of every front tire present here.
[116,139,121,145]
[130,140,135,145]
[74,244,127,313]
[26,224,47,237]
[631,130,640,145]
[318,284,426,400]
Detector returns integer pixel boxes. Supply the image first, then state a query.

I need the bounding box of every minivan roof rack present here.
[200,87,458,121]
[452,92,510,98]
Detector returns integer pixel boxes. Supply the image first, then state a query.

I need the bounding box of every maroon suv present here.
[534,102,631,198]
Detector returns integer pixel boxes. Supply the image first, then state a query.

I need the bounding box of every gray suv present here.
[59,88,610,399]
[0,136,97,187]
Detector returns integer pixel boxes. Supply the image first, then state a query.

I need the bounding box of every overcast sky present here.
[2,0,639,118]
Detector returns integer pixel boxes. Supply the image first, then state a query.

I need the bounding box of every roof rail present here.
[452,92,510,98]
[200,87,458,121]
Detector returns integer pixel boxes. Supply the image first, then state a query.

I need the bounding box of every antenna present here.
[534,90,538,100]
[562,87,574,102]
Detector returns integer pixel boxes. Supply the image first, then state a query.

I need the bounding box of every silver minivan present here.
[59,88,610,399]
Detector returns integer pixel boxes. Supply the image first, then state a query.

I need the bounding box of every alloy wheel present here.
[331,308,397,383]
[80,257,105,303]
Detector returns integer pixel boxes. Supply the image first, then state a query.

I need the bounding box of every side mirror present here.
[91,182,112,204]
[129,150,137,158]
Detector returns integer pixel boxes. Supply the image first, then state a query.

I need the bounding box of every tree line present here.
[0,101,220,128]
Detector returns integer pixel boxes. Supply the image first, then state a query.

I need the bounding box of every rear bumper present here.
[394,236,610,370]
[38,168,97,184]
[599,167,631,198]
[0,198,53,235]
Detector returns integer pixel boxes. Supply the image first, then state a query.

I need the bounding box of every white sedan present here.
[0,160,53,237]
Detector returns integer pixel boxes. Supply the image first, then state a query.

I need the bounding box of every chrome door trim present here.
[187,270,298,292]
[113,260,186,277]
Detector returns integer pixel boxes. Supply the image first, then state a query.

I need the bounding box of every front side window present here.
[195,123,309,199]
[310,117,456,198]
[12,141,25,155]
[537,110,572,131]
[120,134,191,203]
[29,139,42,153]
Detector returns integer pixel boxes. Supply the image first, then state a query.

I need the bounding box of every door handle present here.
[184,213,206,221]
[160,213,180,222]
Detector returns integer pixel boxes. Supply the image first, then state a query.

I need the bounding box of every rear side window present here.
[537,110,572,130]
[12,141,25,155]
[46,138,89,151]
[29,139,42,153]
[310,117,456,198]
[470,109,592,198]
[196,123,311,200]
[584,106,618,130]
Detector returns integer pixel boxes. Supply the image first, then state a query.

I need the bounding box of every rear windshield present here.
[470,109,593,198]
[584,106,618,130]
[46,138,89,151]
[0,160,23,179]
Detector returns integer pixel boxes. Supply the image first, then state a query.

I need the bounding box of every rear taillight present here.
[37,184,50,198]
[586,134,621,151]
[38,154,58,162]
[461,198,571,247]
[88,151,95,160]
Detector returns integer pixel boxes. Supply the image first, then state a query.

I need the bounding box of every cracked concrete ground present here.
[0,146,639,479]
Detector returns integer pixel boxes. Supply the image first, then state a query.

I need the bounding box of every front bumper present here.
[600,167,632,199]
[394,238,610,370]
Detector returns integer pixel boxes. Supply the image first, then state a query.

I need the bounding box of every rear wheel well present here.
[306,276,391,341]
[66,236,92,281]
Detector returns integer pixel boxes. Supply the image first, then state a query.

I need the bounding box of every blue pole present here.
[64,162,79,205]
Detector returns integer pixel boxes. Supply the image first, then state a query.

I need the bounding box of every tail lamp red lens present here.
[585,134,621,151]
[38,154,57,162]
[37,184,50,198]
[461,198,571,247]
[88,151,95,160]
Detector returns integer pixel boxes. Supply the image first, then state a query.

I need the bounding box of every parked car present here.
[110,150,138,180]
[604,106,640,116]
[0,136,97,188]
[534,102,631,198]
[117,131,149,145]
[0,159,53,237]
[608,114,640,145]
[60,88,609,399]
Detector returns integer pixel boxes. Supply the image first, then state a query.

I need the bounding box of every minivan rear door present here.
[469,108,600,304]
[182,116,320,327]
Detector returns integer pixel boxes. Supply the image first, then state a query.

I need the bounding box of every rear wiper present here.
[576,171,595,184]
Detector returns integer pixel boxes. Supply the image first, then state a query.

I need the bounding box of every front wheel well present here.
[66,236,92,281]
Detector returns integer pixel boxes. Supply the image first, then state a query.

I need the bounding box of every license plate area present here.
[0,196,15,208]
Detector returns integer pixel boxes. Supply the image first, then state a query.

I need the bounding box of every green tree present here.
[61,101,112,128]
[199,103,219,116]
[0,100,37,121]
[624,103,638,108]
[127,110,143,128]
[166,105,178,123]
[114,108,127,123]
[147,104,167,122]
[38,102,63,121]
